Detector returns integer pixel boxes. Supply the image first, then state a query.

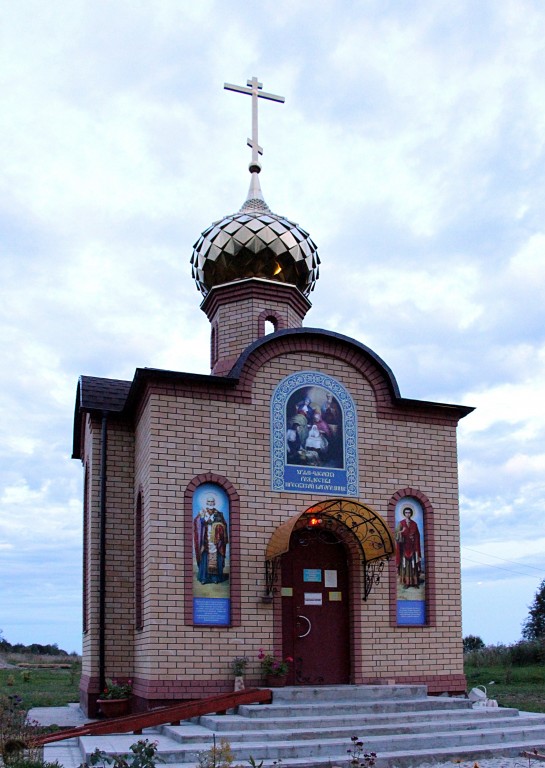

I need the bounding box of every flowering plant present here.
[258,648,293,677]
[100,678,132,699]
[231,656,249,676]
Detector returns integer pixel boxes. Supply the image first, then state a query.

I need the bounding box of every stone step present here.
[196,704,519,733]
[80,719,545,765]
[147,739,545,768]
[237,695,472,718]
[260,684,429,702]
[162,710,535,743]
[74,686,545,768]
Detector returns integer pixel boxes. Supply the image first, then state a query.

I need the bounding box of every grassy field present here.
[465,663,545,713]
[0,658,544,713]
[0,658,81,709]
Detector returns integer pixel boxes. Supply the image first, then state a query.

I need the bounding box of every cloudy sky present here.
[1,0,545,654]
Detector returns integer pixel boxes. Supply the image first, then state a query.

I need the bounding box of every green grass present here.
[1,658,544,714]
[0,666,80,710]
[465,663,545,713]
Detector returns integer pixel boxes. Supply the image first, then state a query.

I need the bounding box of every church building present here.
[72,78,473,716]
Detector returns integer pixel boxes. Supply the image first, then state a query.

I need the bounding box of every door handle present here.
[296,614,311,638]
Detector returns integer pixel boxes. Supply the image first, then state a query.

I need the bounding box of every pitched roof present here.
[78,375,132,412]
[72,376,132,459]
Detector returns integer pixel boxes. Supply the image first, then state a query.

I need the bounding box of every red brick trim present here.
[79,673,102,717]
[211,322,218,369]
[235,334,395,410]
[119,671,468,713]
[131,677,262,711]
[387,488,436,628]
[212,355,241,376]
[234,332,460,424]
[135,488,143,631]
[200,278,311,321]
[257,308,286,337]
[83,463,89,633]
[133,676,251,698]
[184,474,241,627]
[359,673,466,695]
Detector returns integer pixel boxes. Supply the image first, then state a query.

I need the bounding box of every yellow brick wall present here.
[125,345,463,693]
[80,413,135,698]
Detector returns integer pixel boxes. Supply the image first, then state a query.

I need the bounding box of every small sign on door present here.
[324,570,337,588]
[303,569,322,582]
[304,592,323,606]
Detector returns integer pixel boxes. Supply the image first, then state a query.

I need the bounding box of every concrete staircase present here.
[74,685,545,768]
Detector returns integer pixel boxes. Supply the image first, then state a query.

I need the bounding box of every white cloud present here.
[460,360,545,434]
[507,233,545,287]
[2,0,545,650]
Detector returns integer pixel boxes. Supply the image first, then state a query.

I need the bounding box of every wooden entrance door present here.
[281,527,350,684]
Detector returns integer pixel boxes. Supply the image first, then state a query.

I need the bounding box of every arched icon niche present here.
[271,370,358,497]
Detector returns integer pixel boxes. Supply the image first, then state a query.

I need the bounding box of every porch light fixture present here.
[307,516,323,527]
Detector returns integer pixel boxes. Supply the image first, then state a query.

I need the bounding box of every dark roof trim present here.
[72,327,474,460]
[231,326,399,387]
[200,277,312,319]
[123,367,237,413]
[72,368,238,459]
[396,396,474,416]
[72,376,133,459]
[77,375,132,412]
[72,379,84,459]
[229,327,474,417]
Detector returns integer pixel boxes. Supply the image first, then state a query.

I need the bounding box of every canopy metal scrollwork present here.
[265,498,394,600]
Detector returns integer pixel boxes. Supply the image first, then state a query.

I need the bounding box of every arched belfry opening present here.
[265,498,394,602]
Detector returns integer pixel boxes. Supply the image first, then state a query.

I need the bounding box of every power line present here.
[462,546,545,574]
[461,555,540,579]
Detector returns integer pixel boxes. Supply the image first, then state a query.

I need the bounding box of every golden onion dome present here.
[191,172,320,298]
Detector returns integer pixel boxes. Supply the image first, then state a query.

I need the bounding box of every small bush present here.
[85,739,163,768]
[6,760,63,768]
[464,644,510,667]
[197,737,236,768]
[463,635,485,653]
[347,736,376,768]
[509,639,545,666]
[464,640,545,668]
[0,694,42,767]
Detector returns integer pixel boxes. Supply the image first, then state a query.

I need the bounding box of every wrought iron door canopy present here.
[265,498,394,600]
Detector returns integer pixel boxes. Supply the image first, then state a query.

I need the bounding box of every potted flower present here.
[96,678,132,718]
[231,656,248,691]
[258,648,293,687]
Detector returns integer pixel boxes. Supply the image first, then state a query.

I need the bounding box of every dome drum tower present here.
[201,278,311,375]
[191,77,319,374]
